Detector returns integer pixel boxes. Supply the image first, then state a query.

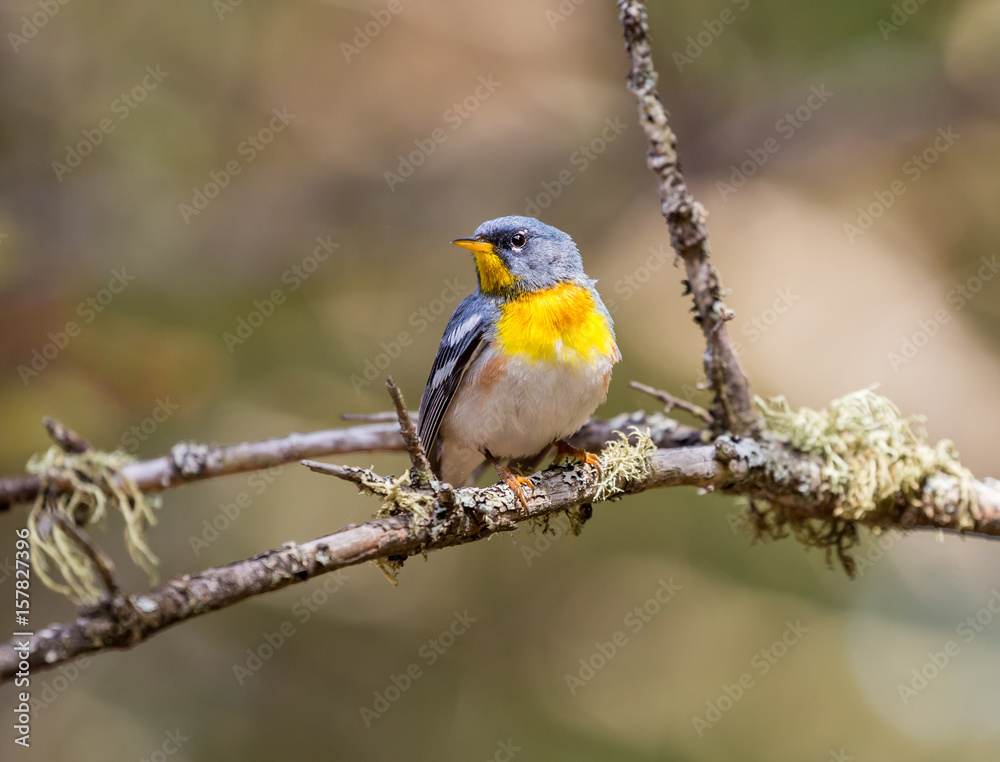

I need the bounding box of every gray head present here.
[452,216,586,297]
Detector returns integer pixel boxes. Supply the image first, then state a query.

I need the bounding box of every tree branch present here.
[618,0,759,437]
[630,380,714,425]
[3,435,998,682]
[0,412,704,511]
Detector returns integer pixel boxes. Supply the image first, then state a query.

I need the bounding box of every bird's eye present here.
[510,232,527,249]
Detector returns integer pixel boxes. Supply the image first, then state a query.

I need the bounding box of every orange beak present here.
[451,238,495,256]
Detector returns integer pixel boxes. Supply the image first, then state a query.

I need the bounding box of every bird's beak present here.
[451,238,495,256]
[453,236,515,294]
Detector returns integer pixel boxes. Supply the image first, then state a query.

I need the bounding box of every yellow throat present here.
[473,249,517,294]
[497,282,617,365]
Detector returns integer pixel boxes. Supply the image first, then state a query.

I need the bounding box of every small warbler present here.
[417,216,620,507]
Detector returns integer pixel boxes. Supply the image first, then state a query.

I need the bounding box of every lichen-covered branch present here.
[0,411,704,511]
[617,0,759,437]
[3,428,999,683]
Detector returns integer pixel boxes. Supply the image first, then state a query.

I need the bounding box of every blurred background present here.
[1,0,1000,759]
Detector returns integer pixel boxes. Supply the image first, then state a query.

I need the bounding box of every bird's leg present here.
[552,439,602,478]
[483,448,533,512]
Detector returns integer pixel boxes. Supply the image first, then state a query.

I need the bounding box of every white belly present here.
[436,344,615,485]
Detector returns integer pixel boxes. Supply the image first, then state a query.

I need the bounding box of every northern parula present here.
[417,216,620,507]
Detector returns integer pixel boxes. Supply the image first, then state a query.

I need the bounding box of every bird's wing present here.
[417,295,493,476]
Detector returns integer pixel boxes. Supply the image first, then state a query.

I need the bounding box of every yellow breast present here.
[497,282,618,364]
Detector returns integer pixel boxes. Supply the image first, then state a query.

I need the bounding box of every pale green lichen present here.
[751,387,976,574]
[593,427,656,502]
[26,446,160,603]
[369,429,656,582]
[372,557,402,587]
[757,388,974,522]
[364,469,421,585]
[367,468,457,584]
[369,470,434,521]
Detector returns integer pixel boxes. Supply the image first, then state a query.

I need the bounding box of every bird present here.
[417,215,620,508]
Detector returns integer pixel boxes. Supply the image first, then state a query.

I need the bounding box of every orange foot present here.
[484,449,534,511]
[498,468,534,512]
[553,439,602,479]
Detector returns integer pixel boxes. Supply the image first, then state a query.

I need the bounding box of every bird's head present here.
[452,216,585,298]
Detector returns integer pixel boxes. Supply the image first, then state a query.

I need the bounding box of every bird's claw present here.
[500,472,534,512]
[552,439,602,479]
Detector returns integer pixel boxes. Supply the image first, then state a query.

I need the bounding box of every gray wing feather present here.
[417,295,494,476]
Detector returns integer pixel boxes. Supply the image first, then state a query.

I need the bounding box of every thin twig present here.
[340,412,413,422]
[43,417,91,454]
[617,0,760,437]
[302,460,374,490]
[385,376,434,481]
[630,380,714,425]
